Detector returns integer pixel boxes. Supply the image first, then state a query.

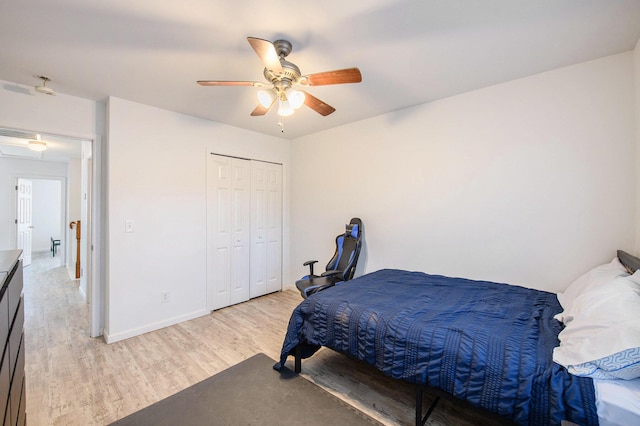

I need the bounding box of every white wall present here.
[0,80,99,139]
[31,179,63,252]
[634,39,640,255]
[291,52,636,293]
[0,158,68,250]
[105,97,291,342]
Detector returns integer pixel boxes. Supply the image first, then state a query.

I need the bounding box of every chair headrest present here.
[345,223,359,238]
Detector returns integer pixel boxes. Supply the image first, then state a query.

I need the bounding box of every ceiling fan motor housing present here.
[273,39,292,58]
[263,60,301,88]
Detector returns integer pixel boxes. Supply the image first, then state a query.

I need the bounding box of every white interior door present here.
[250,161,282,297]
[265,163,282,293]
[80,149,91,299]
[207,154,251,311]
[250,163,267,297]
[16,178,33,266]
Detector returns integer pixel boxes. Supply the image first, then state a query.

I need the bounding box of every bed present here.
[275,252,640,425]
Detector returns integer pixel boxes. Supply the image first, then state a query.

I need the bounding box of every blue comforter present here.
[277,269,598,425]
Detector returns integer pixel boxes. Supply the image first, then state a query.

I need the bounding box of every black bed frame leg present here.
[294,345,302,373]
[416,387,440,426]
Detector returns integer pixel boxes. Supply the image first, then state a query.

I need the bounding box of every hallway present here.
[22,251,92,424]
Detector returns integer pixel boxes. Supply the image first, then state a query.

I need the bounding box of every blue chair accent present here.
[295,218,363,299]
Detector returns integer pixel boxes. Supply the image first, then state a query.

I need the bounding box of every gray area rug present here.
[110,352,382,426]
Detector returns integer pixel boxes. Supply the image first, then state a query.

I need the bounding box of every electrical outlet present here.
[160,291,170,303]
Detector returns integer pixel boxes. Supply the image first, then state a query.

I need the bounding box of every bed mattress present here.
[594,377,640,425]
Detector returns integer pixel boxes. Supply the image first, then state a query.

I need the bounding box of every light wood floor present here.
[23,252,503,426]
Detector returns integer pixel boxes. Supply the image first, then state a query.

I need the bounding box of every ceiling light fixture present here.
[257,86,306,133]
[286,88,305,109]
[28,140,47,152]
[277,97,294,117]
[257,89,277,108]
[34,75,56,96]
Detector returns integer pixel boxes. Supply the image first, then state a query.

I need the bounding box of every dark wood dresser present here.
[1,250,26,425]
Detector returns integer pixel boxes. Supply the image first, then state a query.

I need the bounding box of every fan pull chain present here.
[278,115,285,133]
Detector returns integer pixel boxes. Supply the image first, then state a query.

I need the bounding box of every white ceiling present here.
[0,129,85,163]
[1,0,640,140]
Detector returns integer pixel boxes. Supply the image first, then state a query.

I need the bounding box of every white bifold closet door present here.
[207,155,251,311]
[207,154,282,311]
[250,161,282,298]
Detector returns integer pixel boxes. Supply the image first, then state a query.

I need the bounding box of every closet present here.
[206,154,282,311]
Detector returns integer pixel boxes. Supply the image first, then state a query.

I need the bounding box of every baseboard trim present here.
[103,308,209,344]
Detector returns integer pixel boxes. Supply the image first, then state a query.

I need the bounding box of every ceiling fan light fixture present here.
[34,75,56,96]
[277,99,294,117]
[28,140,47,152]
[257,89,277,108]
[286,88,305,109]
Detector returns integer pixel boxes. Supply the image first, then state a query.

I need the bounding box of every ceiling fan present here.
[197,37,362,121]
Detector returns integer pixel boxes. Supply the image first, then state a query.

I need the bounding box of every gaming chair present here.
[295,218,363,299]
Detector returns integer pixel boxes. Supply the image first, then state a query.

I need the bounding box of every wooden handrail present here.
[69,220,81,279]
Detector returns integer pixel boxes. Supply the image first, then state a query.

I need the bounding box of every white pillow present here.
[553,271,640,379]
[555,257,629,321]
[567,348,640,380]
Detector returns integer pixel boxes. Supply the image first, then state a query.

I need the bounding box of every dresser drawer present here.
[0,250,24,426]
[17,376,26,426]
[13,333,25,391]
[0,291,7,356]
[0,346,9,424]
[8,297,24,377]
[9,338,25,426]
[7,260,23,322]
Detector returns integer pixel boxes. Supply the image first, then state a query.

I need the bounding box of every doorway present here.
[0,128,102,338]
[16,177,65,268]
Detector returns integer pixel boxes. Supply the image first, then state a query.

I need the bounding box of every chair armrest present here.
[303,260,318,276]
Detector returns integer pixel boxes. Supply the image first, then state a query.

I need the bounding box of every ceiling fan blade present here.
[302,91,336,116]
[197,80,262,87]
[247,37,283,73]
[250,99,275,116]
[302,67,362,86]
